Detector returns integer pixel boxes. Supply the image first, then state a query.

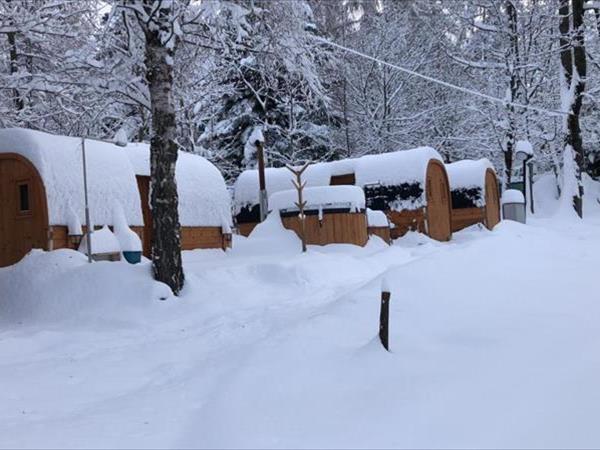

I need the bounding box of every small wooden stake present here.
[379,289,391,351]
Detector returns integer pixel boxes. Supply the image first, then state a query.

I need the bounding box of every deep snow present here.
[1,178,600,449]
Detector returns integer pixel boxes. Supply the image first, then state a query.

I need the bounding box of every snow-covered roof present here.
[354,147,443,187]
[367,208,389,227]
[234,147,443,213]
[0,128,143,226]
[269,185,365,212]
[446,159,495,191]
[125,145,232,227]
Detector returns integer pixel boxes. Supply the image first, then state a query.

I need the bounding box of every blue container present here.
[123,251,142,264]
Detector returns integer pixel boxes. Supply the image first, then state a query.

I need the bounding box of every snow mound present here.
[0,127,143,226]
[0,250,172,325]
[78,225,121,255]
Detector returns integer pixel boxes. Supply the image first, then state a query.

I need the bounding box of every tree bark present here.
[6,0,24,112]
[143,3,185,294]
[559,0,586,217]
[504,0,520,185]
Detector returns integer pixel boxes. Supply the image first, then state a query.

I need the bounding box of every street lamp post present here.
[514,147,534,217]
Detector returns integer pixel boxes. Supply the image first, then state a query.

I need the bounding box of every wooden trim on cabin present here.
[424,159,452,242]
[238,222,258,237]
[484,168,501,230]
[387,209,426,239]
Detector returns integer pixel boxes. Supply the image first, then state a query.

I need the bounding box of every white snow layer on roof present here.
[269,185,365,212]
[353,147,442,187]
[234,147,442,212]
[0,128,143,226]
[125,145,232,227]
[367,208,389,227]
[446,159,495,191]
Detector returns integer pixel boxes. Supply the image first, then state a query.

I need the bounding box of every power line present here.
[312,35,568,118]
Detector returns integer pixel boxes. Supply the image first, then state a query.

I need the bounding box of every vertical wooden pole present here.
[379,289,391,351]
[257,141,268,222]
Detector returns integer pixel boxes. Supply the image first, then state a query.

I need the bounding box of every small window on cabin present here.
[18,182,31,213]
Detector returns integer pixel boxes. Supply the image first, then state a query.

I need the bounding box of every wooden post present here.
[257,140,268,222]
[379,288,391,351]
[286,163,310,252]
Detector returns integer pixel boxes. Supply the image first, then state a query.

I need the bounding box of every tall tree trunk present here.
[143,3,185,295]
[6,0,24,112]
[559,0,586,217]
[503,0,520,185]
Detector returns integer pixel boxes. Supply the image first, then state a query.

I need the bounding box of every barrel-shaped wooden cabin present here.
[269,185,368,246]
[0,128,232,267]
[339,148,453,241]
[125,145,232,256]
[446,159,501,231]
[233,147,453,242]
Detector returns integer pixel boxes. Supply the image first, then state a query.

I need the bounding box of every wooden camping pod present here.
[0,128,232,268]
[447,161,501,232]
[134,176,231,258]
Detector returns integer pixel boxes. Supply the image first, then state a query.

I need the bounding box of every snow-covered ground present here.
[1,179,600,449]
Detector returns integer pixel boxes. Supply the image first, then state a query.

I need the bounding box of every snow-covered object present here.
[234,147,442,214]
[269,185,365,212]
[367,208,389,227]
[78,225,121,255]
[66,207,83,236]
[502,189,525,204]
[354,147,443,188]
[233,165,332,214]
[515,140,534,157]
[113,203,142,252]
[446,159,496,207]
[243,126,265,166]
[0,128,143,227]
[125,145,232,228]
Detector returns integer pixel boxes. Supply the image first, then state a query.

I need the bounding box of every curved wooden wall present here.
[0,153,49,267]
[424,160,453,242]
[484,169,501,229]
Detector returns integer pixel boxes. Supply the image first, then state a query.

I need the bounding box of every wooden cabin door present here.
[425,161,452,242]
[0,155,47,267]
[136,176,153,258]
[484,170,501,229]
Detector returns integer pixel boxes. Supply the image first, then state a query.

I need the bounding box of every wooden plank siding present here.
[387,209,426,239]
[281,212,368,246]
[450,207,485,232]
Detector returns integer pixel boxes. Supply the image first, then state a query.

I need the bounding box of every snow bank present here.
[269,185,365,212]
[126,144,232,227]
[78,225,121,255]
[367,208,389,227]
[0,128,143,226]
[0,249,172,325]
